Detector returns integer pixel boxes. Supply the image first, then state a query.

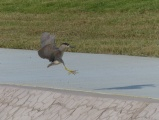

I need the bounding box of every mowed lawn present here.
[0,0,159,56]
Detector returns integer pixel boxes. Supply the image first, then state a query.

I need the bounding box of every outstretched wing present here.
[40,32,56,48]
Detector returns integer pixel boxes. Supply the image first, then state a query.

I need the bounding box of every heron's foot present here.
[68,70,78,75]
[65,67,78,75]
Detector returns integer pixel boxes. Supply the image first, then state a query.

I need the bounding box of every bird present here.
[38,32,77,75]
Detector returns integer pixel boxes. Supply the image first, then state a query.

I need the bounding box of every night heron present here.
[38,32,77,75]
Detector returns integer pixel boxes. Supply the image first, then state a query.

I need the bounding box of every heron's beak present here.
[69,45,75,48]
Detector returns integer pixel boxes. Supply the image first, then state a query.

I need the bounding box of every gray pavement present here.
[0,48,159,99]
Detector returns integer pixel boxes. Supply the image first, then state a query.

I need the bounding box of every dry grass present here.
[0,0,159,57]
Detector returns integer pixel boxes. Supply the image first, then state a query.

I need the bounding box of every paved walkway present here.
[0,48,159,99]
[0,84,159,120]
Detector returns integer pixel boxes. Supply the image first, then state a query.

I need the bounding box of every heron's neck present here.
[59,46,67,52]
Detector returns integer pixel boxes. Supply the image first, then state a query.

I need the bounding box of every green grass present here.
[0,0,159,57]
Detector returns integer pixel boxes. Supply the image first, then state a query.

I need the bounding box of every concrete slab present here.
[0,48,159,99]
[0,84,159,120]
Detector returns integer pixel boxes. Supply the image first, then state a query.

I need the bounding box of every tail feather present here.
[47,62,55,68]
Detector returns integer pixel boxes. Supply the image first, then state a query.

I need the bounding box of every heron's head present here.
[59,43,74,51]
[60,43,74,48]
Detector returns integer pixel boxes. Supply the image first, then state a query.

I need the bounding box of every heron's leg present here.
[56,57,77,75]
[64,66,77,75]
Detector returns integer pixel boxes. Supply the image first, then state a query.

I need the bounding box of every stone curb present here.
[0,84,159,120]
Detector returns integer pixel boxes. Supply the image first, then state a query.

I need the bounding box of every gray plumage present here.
[40,32,56,48]
[38,32,77,74]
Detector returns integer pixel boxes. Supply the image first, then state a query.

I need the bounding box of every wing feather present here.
[40,32,56,48]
